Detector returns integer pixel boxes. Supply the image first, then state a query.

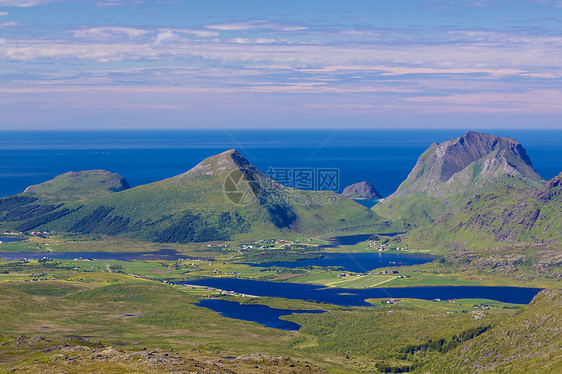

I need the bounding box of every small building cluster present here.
[337,273,356,278]
[29,231,55,236]
[369,241,409,252]
[432,298,456,303]
[374,270,399,274]
[385,299,404,304]
[473,304,491,310]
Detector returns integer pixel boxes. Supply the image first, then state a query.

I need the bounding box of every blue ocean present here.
[1,129,561,198]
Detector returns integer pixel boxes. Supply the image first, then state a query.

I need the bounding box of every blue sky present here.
[0,0,561,129]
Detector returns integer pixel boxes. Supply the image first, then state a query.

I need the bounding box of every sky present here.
[0,0,561,130]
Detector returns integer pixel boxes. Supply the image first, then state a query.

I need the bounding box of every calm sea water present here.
[1,129,561,198]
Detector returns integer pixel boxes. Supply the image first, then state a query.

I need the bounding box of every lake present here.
[324,233,404,246]
[247,252,435,272]
[324,234,373,246]
[0,248,209,262]
[0,247,434,274]
[186,278,541,306]
[0,237,24,243]
[319,232,405,248]
[194,299,324,331]
[352,199,379,208]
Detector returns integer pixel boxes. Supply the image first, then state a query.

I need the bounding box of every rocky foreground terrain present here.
[0,335,327,374]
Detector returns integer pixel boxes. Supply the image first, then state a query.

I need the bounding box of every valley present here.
[1,131,560,373]
[0,229,559,372]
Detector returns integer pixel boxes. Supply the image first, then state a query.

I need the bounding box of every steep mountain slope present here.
[341,181,382,199]
[425,288,562,373]
[0,150,383,242]
[407,172,562,247]
[374,131,544,226]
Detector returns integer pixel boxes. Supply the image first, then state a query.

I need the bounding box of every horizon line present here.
[2,127,562,132]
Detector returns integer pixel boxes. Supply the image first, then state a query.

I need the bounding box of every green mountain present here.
[425,288,562,373]
[23,170,130,201]
[0,150,383,242]
[0,170,130,233]
[374,131,544,226]
[408,171,562,247]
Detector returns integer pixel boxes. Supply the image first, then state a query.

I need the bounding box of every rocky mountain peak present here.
[438,131,533,182]
[391,131,543,198]
[183,149,257,178]
[341,181,382,199]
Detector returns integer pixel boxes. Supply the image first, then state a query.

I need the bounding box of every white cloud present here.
[340,30,380,37]
[154,28,218,40]
[0,39,149,62]
[231,37,276,44]
[74,26,148,39]
[0,21,18,28]
[206,20,307,32]
[0,11,8,15]
[72,26,217,43]
[403,90,562,112]
[206,22,261,31]
[94,0,143,7]
[153,31,177,46]
[173,28,218,37]
[380,67,530,78]
[1,26,561,105]
[0,0,53,6]
[0,34,556,74]
[1,34,561,78]
[276,26,308,32]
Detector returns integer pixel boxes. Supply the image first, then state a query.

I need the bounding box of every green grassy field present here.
[0,240,43,253]
[1,231,560,373]
[1,249,541,373]
[0,234,225,256]
[365,297,523,312]
[0,277,521,373]
[289,267,559,289]
[292,272,399,288]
